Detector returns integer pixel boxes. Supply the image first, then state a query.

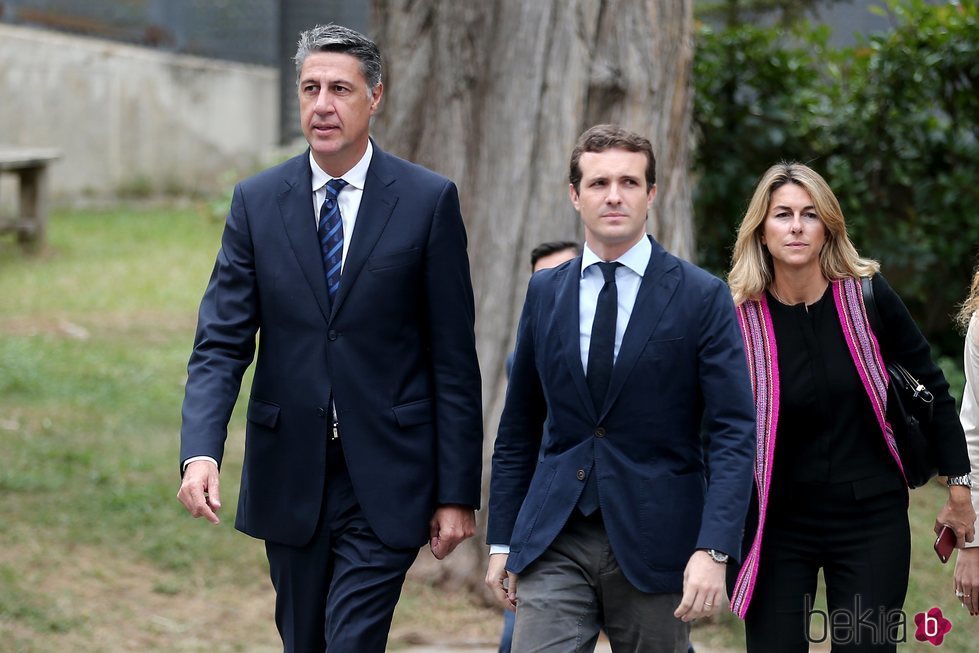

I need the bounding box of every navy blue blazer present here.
[180,144,483,549]
[488,236,755,593]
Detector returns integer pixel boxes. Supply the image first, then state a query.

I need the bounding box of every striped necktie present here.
[318,178,348,301]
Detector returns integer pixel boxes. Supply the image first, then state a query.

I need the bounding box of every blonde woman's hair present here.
[727,162,880,305]
[957,262,979,331]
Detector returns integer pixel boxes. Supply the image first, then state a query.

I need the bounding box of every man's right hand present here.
[485,553,518,611]
[177,460,222,524]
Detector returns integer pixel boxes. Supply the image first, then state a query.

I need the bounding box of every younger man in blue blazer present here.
[486,125,754,652]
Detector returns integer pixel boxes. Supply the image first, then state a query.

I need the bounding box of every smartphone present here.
[934,526,956,564]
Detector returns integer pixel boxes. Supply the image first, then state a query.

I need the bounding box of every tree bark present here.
[370,0,694,592]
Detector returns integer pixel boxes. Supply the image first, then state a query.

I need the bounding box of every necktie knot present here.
[323,179,347,209]
[597,261,620,284]
[326,178,348,196]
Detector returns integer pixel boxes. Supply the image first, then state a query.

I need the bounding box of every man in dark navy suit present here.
[176,24,482,653]
[485,125,754,652]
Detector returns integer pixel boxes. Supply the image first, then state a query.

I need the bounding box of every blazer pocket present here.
[247,398,280,429]
[367,248,421,272]
[641,336,684,359]
[392,398,434,427]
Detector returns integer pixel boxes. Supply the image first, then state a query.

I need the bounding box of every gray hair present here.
[294,24,382,94]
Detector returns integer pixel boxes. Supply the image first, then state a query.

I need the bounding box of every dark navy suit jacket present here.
[488,236,755,593]
[180,144,483,549]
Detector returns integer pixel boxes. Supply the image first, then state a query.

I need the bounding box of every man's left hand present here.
[674,550,726,622]
[429,504,476,559]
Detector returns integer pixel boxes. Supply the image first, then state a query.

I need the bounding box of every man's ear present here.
[369,82,384,114]
[569,183,580,211]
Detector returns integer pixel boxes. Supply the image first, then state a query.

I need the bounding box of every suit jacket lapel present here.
[330,144,399,320]
[278,151,332,323]
[553,257,597,421]
[600,236,680,420]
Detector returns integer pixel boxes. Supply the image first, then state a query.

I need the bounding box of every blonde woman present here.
[726,162,975,651]
[955,266,979,617]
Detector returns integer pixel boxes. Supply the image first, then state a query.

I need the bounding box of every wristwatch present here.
[947,473,974,488]
[701,548,729,564]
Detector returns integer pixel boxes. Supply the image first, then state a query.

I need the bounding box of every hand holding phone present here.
[934,525,956,564]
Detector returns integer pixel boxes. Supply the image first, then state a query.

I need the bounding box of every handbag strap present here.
[860,275,885,344]
[860,275,934,406]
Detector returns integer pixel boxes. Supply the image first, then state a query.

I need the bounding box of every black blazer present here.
[180,144,483,548]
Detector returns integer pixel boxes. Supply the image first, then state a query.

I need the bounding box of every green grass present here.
[0,207,255,573]
[0,207,278,652]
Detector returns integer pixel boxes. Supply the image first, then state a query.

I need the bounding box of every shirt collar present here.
[309,139,373,192]
[580,235,651,278]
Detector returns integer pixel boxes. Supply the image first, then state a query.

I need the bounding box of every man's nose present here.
[314,89,333,113]
[606,183,623,204]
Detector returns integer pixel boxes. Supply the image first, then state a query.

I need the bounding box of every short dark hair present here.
[530,241,579,270]
[294,24,382,92]
[569,124,656,192]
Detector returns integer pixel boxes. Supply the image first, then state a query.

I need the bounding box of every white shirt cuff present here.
[183,455,218,472]
[489,544,510,555]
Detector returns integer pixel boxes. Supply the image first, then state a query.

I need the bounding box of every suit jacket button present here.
[328,330,338,341]
[576,469,586,481]
[316,407,326,418]
[594,427,606,438]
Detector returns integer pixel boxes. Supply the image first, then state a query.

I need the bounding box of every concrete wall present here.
[0,23,279,201]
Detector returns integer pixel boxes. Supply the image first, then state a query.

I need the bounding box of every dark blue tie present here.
[586,261,621,411]
[579,260,620,516]
[318,178,348,301]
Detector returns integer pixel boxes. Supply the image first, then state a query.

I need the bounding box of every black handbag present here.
[860,276,938,488]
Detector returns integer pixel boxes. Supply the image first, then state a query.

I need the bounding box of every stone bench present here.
[0,147,61,252]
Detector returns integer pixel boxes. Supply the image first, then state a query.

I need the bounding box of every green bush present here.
[694,0,979,356]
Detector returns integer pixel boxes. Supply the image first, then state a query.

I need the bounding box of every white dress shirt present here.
[578,236,651,373]
[309,141,373,272]
[962,314,979,548]
[490,235,651,555]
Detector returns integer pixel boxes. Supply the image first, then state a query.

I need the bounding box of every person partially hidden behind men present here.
[176,23,483,653]
[485,124,755,652]
[499,240,580,653]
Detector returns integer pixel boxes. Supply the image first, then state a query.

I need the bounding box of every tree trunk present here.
[370,0,694,592]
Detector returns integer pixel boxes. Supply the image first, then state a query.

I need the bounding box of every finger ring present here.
[703,601,713,607]
[956,590,965,598]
